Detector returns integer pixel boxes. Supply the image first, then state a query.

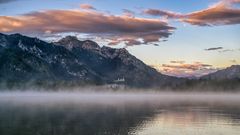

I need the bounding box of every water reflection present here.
[0,92,240,135]
[0,103,157,135]
[132,106,240,135]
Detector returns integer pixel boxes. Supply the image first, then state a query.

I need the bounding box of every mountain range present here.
[0,33,180,89]
[0,33,239,90]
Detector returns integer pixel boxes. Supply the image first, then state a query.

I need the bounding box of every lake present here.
[0,91,239,135]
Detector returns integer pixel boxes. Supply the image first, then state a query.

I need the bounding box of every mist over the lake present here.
[1,90,240,106]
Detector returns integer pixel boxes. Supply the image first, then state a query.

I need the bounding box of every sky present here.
[0,0,239,77]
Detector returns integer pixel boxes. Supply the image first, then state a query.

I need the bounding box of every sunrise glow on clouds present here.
[0,0,239,77]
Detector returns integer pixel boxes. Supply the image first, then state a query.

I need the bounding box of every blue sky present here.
[0,0,240,77]
[0,0,211,14]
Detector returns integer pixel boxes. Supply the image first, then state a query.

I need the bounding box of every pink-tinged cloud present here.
[80,4,96,10]
[182,2,240,26]
[162,63,213,71]
[144,0,240,26]
[0,10,174,46]
[143,9,184,18]
[153,62,218,78]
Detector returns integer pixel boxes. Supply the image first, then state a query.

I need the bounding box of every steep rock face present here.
[55,37,179,87]
[0,33,180,88]
[0,33,102,87]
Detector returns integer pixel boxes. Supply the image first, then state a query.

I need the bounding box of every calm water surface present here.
[0,92,239,135]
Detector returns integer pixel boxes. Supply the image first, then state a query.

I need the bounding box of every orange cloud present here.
[154,62,218,77]
[162,63,213,71]
[0,16,23,32]
[0,10,174,46]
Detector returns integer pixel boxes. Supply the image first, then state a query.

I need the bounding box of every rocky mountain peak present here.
[62,36,78,41]
[55,36,101,51]
[0,33,182,88]
[56,36,83,50]
[82,40,101,50]
[9,33,23,37]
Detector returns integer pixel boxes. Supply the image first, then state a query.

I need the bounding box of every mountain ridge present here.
[201,65,240,80]
[0,33,181,89]
[0,33,239,90]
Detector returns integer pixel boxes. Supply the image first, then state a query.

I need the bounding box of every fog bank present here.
[0,90,240,107]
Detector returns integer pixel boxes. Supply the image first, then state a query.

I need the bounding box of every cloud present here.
[170,60,185,64]
[122,9,135,17]
[155,61,218,77]
[108,37,142,46]
[0,9,174,46]
[162,62,213,71]
[143,0,240,26]
[80,4,96,10]
[204,47,223,51]
[182,1,240,26]
[218,49,234,53]
[143,9,183,18]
